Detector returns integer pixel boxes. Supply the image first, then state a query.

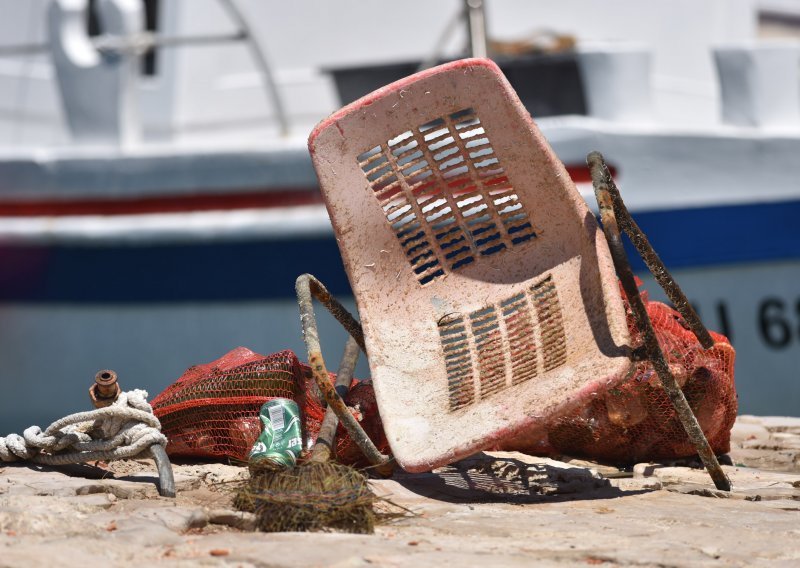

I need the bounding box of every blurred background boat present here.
[0,0,798,432]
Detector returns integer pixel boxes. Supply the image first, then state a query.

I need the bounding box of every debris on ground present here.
[237,460,377,533]
[151,347,389,468]
[0,415,798,566]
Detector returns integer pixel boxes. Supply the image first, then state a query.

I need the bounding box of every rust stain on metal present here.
[89,369,121,408]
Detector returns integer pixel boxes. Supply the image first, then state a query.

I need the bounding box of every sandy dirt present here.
[1,415,798,567]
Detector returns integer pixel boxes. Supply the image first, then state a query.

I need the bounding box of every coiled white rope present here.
[0,389,167,465]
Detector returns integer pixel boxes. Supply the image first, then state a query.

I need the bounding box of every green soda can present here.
[249,398,303,470]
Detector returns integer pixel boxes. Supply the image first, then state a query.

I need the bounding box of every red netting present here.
[151,347,389,467]
[153,282,736,468]
[498,282,738,464]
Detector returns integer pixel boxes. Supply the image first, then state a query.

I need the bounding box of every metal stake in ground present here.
[587,151,731,492]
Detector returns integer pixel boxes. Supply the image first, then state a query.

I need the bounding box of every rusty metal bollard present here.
[89,369,122,408]
[87,369,176,497]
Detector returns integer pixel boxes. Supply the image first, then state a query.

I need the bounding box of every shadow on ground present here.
[392,452,653,504]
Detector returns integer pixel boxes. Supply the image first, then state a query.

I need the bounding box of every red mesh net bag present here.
[151,347,389,466]
[153,280,736,468]
[498,282,738,464]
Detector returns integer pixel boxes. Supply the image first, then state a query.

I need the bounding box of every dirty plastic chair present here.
[302,58,729,489]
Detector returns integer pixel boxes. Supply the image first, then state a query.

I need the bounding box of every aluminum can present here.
[249,398,303,470]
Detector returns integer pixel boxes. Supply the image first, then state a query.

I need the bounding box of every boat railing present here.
[0,0,290,144]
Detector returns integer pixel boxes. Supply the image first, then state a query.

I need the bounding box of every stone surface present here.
[729,415,800,472]
[207,508,257,531]
[0,416,799,566]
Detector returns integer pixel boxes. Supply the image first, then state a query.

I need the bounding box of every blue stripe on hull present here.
[0,237,352,303]
[0,198,797,303]
[631,198,800,270]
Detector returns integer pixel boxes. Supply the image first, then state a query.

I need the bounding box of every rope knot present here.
[0,389,167,465]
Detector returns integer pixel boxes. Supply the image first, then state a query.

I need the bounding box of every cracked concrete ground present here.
[1,415,798,567]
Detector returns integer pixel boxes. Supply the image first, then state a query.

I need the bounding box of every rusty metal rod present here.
[295,274,391,473]
[587,152,714,349]
[296,273,366,353]
[588,151,730,491]
[310,335,360,464]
